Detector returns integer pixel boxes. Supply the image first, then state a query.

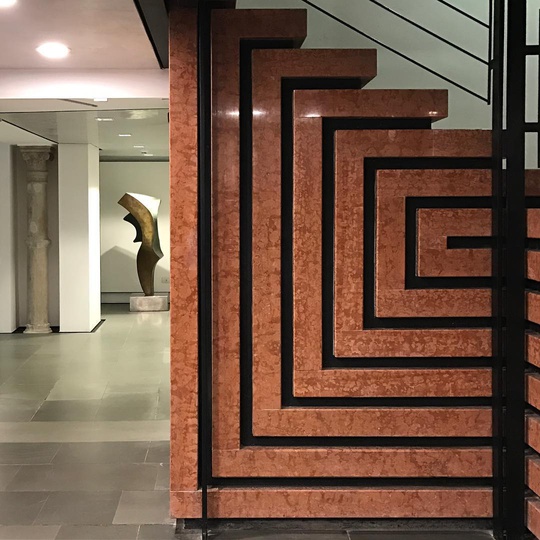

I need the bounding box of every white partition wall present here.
[58,144,101,332]
[0,144,16,333]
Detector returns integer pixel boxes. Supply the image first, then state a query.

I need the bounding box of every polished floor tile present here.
[0,305,174,532]
[0,398,43,422]
[0,420,169,443]
[53,442,150,464]
[0,492,49,525]
[0,466,20,490]
[138,524,177,539]
[32,400,102,422]
[146,442,169,464]
[34,491,122,525]
[113,491,173,525]
[56,524,139,539]
[0,443,60,465]
[0,525,60,539]
[94,395,158,422]
[0,384,54,402]
[46,381,108,401]
[6,463,160,492]
[154,464,169,491]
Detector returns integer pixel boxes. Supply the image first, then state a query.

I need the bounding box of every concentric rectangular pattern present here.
[170,8,494,519]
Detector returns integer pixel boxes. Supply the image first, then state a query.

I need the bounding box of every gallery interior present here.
[0,0,539,539]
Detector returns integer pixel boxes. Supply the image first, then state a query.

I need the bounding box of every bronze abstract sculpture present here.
[118,193,164,297]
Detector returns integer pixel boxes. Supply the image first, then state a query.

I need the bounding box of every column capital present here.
[19,146,53,173]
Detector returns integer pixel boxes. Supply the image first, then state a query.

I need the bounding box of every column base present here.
[24,324,52,334]
[130,294,169,312]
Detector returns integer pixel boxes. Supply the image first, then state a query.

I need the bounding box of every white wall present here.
[15,147,59,328]
[0,145,16,333]
[58,144,101,332]
[238,0,540,166]
[100,162,170,301]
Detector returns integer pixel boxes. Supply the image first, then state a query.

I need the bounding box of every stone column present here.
[20,146,53,334]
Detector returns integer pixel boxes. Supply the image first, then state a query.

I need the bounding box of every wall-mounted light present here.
[36,42,71,60]
[118,134,132,137]
[95,117,113,122]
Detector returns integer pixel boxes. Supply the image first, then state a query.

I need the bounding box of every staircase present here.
[163,6,540,538]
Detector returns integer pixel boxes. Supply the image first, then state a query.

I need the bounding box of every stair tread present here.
[212,8,308,47]
[294,88,448,121]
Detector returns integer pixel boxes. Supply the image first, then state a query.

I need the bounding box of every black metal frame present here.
[133,0,170,68]
[498,0,527,538]
[194,0,532,538]
[197,1,212,538]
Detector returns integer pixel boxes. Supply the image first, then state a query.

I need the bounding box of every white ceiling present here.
[0,0,158,70]
[0,120,49,145]
[0,98,169,113]
[0,105,169,159]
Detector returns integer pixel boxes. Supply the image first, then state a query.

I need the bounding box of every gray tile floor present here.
[0,305,174,539]
[0,306,493,540]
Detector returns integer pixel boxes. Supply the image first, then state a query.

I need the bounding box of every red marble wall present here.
[169,6,199,514]
[170,6,496,520]
[526,171,540,538]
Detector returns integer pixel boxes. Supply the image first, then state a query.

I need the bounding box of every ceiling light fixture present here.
[93,98,108,102]
[133,145,145,149]
[118,134,132,137]
[36,42,71,60]
[144,154,154,157]
[0,0,17,8]
[95,117,113,122]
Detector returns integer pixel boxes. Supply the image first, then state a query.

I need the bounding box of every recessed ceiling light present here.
[95,117,113,122]
[93,98,108,102]
[118,134,132,137]
[0,0,17,8]
[133,145,145,149]
[36,42,70,60]
[144,154,154,157]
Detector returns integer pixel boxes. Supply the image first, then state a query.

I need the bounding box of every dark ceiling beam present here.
[133,0,170,69]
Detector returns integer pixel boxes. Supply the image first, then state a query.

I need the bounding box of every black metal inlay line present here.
[502,0,527,536]
[198,0,212,534]
[238,435,493,449]
[405,196,494,290]
[235,36,495,452]
[363,157,494,330]
[239,38,296,448]
[447,236,494,249]
[208,477,493,488]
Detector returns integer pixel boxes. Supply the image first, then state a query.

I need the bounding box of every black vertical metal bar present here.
[488,0,494,105]
[537,10,540,168]
[197,0,212,538]
[505,0,527,537]
[491,0,506,538]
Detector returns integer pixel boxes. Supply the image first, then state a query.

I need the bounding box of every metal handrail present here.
[298,0,491,103]
[433,0,489,29]
[368,0,489,65]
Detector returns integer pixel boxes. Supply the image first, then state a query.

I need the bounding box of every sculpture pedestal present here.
[130,294,169,312]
